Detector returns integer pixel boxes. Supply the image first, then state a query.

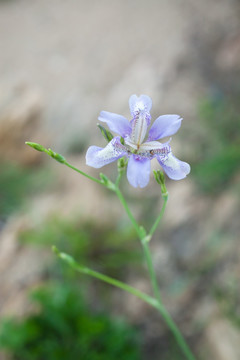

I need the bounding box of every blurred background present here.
[0,0,240,359]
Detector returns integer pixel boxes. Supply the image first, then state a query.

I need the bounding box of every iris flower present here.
[86,95,190,188]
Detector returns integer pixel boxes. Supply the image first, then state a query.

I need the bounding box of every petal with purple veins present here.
[131,113,148,146]
[140,141,170,152]
[127,155,151,188]
[129,94,152,117]
[148,115,182,141]
[98,111,131,138]
[86,137,127,169]
[157,152,190,180]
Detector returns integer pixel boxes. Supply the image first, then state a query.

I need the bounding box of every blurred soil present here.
[0,0,240,359]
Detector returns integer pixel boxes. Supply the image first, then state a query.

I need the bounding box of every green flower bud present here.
[153,170,168,199]
[117,157,127,170]
[47,148,65,163]
[25,141,46,152]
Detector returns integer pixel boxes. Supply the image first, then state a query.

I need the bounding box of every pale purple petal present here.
[157,152,190,180]
[86,137,127,168]
[129,94,152,117]
[127,155,151,188]
[98,111,131,137]
[131,114,148,146]
[148,115,182,141]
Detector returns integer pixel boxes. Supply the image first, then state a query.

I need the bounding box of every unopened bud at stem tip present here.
[153,170,168,198]
[25,141,46,152]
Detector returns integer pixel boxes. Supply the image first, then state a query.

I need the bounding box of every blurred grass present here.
[0,283,141,360]
[191,92,240,194]
[214,277,240,330]
[20,216,142,279]
[0,162,52,220]
[1,215,144,359]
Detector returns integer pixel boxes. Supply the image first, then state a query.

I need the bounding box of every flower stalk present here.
[26,138,195,358]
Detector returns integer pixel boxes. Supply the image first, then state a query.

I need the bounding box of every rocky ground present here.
[0,0,240,359]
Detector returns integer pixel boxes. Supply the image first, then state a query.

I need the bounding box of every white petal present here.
[129,94,152,116]
[131,114,148,146]
[86,137,127,168]
[158,153,190,180]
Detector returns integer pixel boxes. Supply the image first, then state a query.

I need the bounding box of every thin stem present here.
[155,306,196,360]
[63,160,103,185]
[149,194,168,236]
[115,172,123,187]
[141,238,162,302]
[114,190,196,360]
[53,247,159,310]
[54,246,196,360]
[114,187,142,238]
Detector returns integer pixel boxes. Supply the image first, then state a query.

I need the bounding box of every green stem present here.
[63,160,103,186]
[53,247,159,310]
[25,142,103,186]
[149,194,168,236]
[155,308,196,360]
[114,187,142,238]
[115,172,122,187]
[141,238,162,302]
[143,194,168,302]
[53,246,196,360]
[113,189,196,360]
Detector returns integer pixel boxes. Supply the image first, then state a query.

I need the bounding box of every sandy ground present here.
[0,0,239,150]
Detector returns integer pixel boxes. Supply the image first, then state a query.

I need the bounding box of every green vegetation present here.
[214,277,240,329]
[0,215,144,359]
[0,283,141,360]
[20,216,142,279]
[0,162,51,219]
[191,93,240,194]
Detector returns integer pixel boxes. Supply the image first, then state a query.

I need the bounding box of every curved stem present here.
[53,246,196,360]
[25,142,103,186]
[53,247,159,310]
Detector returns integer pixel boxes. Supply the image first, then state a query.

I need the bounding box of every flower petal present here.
[127,155,151,188]
[129,94,152,117]
[98,111,131,138]
[86,137,127,168]
[148,115,182,141]
[138,141,170,158]
[157,152,190,180]
[139,141,170,152]
[131,113,148,146]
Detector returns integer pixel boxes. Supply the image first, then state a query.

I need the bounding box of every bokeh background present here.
[0,0,240,359]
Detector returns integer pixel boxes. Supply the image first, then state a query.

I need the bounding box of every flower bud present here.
[153,170,168,198]
[25,141,46,152]
[47,148,65,163]
[117,157,127,170]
